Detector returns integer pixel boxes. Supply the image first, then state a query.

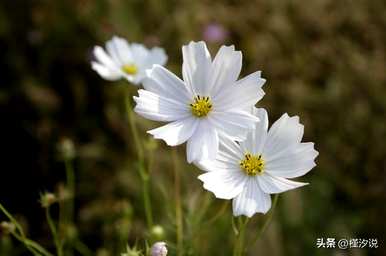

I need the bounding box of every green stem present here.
[125,88,153,229]
[233,217,249,256]
[73,240,93,256]
[12,232,53,256]
[0,203,25,237]
[45,207,63,256]
[64,159,75,223]
[247,194,279,252]
[172,149,183,256]
[0,202,50,255]
[206,201,228,225]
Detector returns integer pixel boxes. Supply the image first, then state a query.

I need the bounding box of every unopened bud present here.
[40,192,57,208]
[150,225,165,240]
[57,137,75,160]
[151,242,167,256]
[0,222,15,234]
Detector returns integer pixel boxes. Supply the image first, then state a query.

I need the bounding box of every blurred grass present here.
[0,0,385,255]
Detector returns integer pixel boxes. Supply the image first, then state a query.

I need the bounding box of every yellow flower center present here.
[239,153,265,176]
[190,95,212,117]
[121,64,138,75]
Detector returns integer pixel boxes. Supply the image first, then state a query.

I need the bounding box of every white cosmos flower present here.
[134,41,266,163]
[197,108,318,217]
[91,36,167,85]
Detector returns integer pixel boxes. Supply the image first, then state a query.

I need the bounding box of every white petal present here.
[218,134,245,161]
[210,110,259,141]
[232,178,271,217]
[93,46,118,68]
[209,45,242,96]
[198,170,247,199]
[106,36,133,65]
[130,43,150,67]
[262,113,304,159]
[213,71,265,111]
[264,142,318,178]
[196,134,243,172]
[239,108,269,154]
[134,89,190,122]
[91,62,121,81]
[186,120,218,163]
[143,65,191,103]
[147,117,198,146]
[182,41,212,95]
[258,174,308,194]
[146,47,168,66]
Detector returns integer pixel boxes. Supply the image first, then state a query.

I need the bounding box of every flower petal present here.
[232,178,271,217]
[239,108,269,154]
[91,62,121,81]
[196,134,243,172]
[264,142,318,178]
[210,110,259,141]
[213,71,265,111]
[147,117,198,146]
[198,170,247,199]
[130,43,150,67]
[258,174,308,194]
[93,46,118,69]
[209,45,242,96]
[186,120,218,163]
[143,65,191,103]
[182,41,212,95]
[262,113,304,159]
[134,89,190,122]
[146,47,168,67]
[106,36,133,65]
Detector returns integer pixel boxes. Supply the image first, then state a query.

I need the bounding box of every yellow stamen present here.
[121,64,138,75]
[239,153,265,176]
[190,95,212,117]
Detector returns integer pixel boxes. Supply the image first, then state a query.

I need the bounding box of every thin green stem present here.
[73,240,93,256]
[172,149,183,256]
[0,202,49,255]
[249,194,279,248]
[233,217,249,256]
[0,202,25,237]
[11,232,54,256]
[45,207,63,256]
[64,159,75,223]
[125,88,153,229]
[206,201,229,225]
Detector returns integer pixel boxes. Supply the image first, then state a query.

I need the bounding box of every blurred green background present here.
[0,0,385,255]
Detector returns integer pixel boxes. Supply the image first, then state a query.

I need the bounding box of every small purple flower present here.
[151,242,167,256]
[203,23,228,43]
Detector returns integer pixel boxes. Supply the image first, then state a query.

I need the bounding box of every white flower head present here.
[197,108,318,217]
[134,41,266,163]
[150,242,168,256]
[91,36,167,85]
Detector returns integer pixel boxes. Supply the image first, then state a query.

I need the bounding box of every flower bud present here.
[150,242,167,256]
[40,192,57,208]
[150,225,165,240]
[0,221,15,234]
[57,137,75,160]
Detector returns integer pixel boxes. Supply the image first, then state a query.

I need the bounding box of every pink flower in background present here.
[203,23,228,43]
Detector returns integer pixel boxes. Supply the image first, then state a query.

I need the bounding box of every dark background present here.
[0,0,385,255]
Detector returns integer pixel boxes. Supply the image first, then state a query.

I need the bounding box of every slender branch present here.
[233,217,249,256]
[0,202,50,255]
[172,149,183,256]
[250,194,279,248]
[206,201,228,225]
[12,232,54,256]
[125,87,153,228]
[45,207,63,256]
